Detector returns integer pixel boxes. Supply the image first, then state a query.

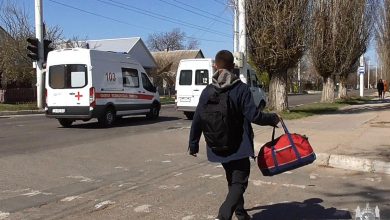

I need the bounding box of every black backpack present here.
[200,85,244,157]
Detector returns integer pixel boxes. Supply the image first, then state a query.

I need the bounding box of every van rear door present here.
[47,64,89,108]
[177,69,193,106]
[191,69,210,106]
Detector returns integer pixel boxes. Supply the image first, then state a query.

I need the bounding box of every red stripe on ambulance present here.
[95,93,153,100]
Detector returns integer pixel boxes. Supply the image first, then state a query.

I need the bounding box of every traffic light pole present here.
[35,0,44,108]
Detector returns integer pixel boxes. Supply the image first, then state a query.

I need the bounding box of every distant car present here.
[175,58,267,119]
[45,48,160,127]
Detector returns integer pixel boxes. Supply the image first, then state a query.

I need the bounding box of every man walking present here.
[188,50,279,220]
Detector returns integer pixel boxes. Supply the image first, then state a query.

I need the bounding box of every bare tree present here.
[246,0,312,111]
[0,0,63,89]
[376,0,390,84]
[310,0,376,102]
[147,28,199,52]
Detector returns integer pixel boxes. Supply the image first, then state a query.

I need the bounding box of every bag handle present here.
[272,117,302,161]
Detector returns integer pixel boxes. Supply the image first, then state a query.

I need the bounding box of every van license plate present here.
[52,109,65,113]
[180,97,191,102]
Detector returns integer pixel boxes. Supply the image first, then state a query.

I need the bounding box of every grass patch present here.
[280,102,347,120]
[160,96,175,105]
[336,96,374,105]
[0,103,38,111]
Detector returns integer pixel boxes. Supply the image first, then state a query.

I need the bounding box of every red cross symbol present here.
[75,91,83,100]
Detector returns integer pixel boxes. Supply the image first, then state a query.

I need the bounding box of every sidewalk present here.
[253,96,390,175]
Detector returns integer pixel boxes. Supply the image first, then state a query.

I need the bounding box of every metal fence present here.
[0,88,36,104]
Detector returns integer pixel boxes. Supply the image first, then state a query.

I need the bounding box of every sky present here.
[7,0,378,65]
[12,0,234,58]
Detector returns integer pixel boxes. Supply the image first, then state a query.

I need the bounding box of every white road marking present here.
[209,175,223,179]
[252,180,277,186]
[251,180,306,189]
[134,204,151,213]
[158,185,181,190]
[21,190,52,197]
[199,174,211,178]
[215,165,223,168]
[0,212,10,220]
[94,200,115,211]
[61,196,82,202]
[114,166,129,171]
[310,175,318,180]
[182,215,195,220]
[174,172,183,177]
[66,175,95,183]
[281,183,306,189]
[284,171,293,174]
[145,159,153,162]
[161,160,172,163]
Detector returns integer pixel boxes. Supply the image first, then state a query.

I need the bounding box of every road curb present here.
[0,110,44,116]
[315,153,390,175]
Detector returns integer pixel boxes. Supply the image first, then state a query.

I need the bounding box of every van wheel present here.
[258,100,266,111]
[184,111,194,120]
[146,103,160,120]
[98,107,116,127]
[58,119,73,127]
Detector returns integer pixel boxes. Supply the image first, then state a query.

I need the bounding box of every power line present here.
[172,0,231,21]
[47,0,228,43]
[214,0,228,6]
[48,0,151,31]
[157,0,231,26]
[97,0,232,38]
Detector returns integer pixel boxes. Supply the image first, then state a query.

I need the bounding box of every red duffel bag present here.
[257,118,316,176]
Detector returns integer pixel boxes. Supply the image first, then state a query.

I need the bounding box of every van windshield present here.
[49,64,88,89]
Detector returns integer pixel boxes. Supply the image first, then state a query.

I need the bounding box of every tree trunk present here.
[338,80,347,99]
[268,72,288,112]
[321,76,335,103]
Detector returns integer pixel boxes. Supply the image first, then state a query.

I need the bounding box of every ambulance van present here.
[45,48,160,127]
[175,58,267,119]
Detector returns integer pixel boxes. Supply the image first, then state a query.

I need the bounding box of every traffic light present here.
[26,37,39,61]
[43,39,54,61]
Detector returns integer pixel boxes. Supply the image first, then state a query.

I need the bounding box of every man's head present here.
[215,50,234,71]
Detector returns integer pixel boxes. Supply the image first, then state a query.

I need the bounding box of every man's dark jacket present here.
[189,70,277,163]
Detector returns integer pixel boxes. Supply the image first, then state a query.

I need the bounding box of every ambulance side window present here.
[141,73,156,93]
[122,68,139,88]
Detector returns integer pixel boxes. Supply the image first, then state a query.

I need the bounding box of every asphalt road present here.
[0,92,388,219]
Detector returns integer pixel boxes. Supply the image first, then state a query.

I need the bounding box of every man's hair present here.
[215,50,234,69]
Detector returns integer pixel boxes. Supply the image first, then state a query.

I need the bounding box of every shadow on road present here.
[248,198,351,220]
[63,116,181,129]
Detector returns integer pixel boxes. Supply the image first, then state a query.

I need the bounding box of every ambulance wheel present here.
[184,111,194,120]
[258,100,266,111]
[58,119,73,128]
[98,107,116,127]
[146,103,160,120]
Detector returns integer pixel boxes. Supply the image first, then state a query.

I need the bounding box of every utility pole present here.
[359,55,364,97]
[233,0,239,53]
[367,60,370,89]
[237,0,247,83]
[35,0,44,108]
